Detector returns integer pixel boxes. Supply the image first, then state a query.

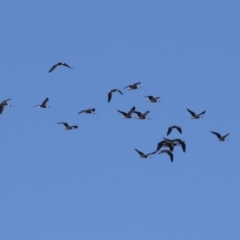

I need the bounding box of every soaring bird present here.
[187,108,206,119]
[211,131,230,141]
[133,110,151,120]
[163,137,186,152]
[159,150,174,162]
[156,140,175,152]
[0,98,12,114]
[124,82,141,90]
[167,125,182,136]
[78,108,96,114]
[32,98,50,108]
[108,89,123,102]
[144,96,161,103]
[58,122,78,130]
[135,149,156,158]
[117,106,135,119]
[48,62,73,72]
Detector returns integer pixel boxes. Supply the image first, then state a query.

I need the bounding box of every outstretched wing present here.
[159,150,174,162]
[133,82,141,87]
[62,62,73,69]
[108,92,112,102]
[128,106,136,115]
[211,131,221,139]
[187,108,196,117]
[223,133,230,138]
[42,98,49,106]
[117,110,126,115]
[135,148,144,157]
[48,63,60,72]
[117,89,123,95]
[198,110,206,117]
[143,111,150,117]
[58,122,69,128]
[167,126,173,136]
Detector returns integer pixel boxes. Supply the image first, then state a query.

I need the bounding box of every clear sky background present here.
[0,1,240,239]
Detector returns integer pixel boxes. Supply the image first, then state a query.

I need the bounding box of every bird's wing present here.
[1,98,11,105]
[178,141,186,152]
[167,126,173,136]
[128,106,136,115]
[135,149,144,156]
[78,110,85,114]
[42,98,49,106]
[223,133,230,138]
[163,137,173,142]
[117,110,126,115]
[176,126,182,134]
[58,122,69,128]
[160,150,174,162]
[108,92,112,102]
[146,151,157,156]
[133,111,141,117]
[133,82,141,86]
[48,63,58,72]
[117,89,123,95]
[156,141,165,152]
[62,62,73,69]
[124,85,131,89]
[0,104,4,114]
[198,110,206,116]
[211,131,221,138]
[143,111,150,117]
[187,108,195,116]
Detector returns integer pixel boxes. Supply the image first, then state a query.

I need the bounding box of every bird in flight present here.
[0,98,13,114]
[156,140,175,152]
[58,122,78,130]
[48,62,73,73]
[78,108,96,114]
[117,106,136,119]
[32,98,50,108]
[159,150,174,162]
[135,149,156,158]
[187,108,206,119]
[124,82,141,90]
[163,138,186,152]
[211,131,229,141]
[108,89,123,102]
[166,125,182,136]
[144,96,161,103]
[133,110,151,120]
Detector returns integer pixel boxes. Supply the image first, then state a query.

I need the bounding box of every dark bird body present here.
[167,125,182,136]
[144,96,160,103]
[156,140,175,152]
[48,62,73,72]
[133,110,151,120]
[32,98,50,108]
[163,137,186,152]
[117,106,135,119]
[211,131,229,141]
[124,82,141,90]
[78,108,96,114]
[108,89,123,102]
[187,108,206,119]
[58,122,78,130]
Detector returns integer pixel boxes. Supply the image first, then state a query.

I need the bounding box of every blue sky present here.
[1,1,240,239]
